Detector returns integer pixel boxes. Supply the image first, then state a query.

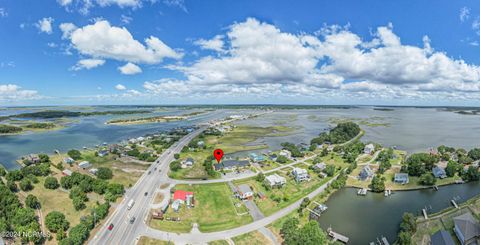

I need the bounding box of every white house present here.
[292,167,310,182]
[279,149,292,159]
[237,184,254,199]
[78,161,92,169]
[264,174,287,187]
[62,169,73,176]
[364,144,375,155]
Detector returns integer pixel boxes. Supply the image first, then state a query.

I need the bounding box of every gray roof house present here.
[359,165,374,180]
[453,212,480,245]
[431,230,455,245]
[433,166,447,179]
[394,173,409,184]
[78,161,92,169]
[214,159,250,171]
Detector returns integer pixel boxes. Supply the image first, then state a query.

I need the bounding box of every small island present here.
[0,121,65,136]
[106,111,206,125]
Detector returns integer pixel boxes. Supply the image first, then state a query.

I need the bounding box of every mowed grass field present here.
[137,236,170,245]
[232,231,273,245]
[149,182,253,233]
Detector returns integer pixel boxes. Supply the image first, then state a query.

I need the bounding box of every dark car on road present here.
[129,217,136,224]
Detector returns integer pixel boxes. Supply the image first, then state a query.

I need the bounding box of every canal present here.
[317,183,480,244]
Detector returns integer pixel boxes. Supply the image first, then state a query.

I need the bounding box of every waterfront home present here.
[394,173,409,184]
[292,167,310,182]
[78,161,92,169]
[279,149,292,159]
[213,159,250,171]
[264,174,287,188]
[249,153,265,163]
[181,158,194,168]
[453,212,480,245]
[63,157,74,164]
[309,204,328,221]
[312,162,326,171]
[62,169,73,176]
[364,144,375,155]
[98,150,108,157]
[237,184,254,200]
[359,165,374,180]
[89,168,98,175]
[431,230,455,245]
[269,154,278,161]
[25,154,41,165]
[432,166,447,179]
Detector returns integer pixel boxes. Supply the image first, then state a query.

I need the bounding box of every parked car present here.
[108,223,114,230]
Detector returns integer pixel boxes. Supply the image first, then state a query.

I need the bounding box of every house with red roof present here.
[172,190,195,211]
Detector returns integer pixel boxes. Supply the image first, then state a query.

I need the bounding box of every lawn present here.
[149,182,253,233]
[234,169,332,216]
[232,231,273,245]
[137,236,171,245]
[17,175,100,228]
[208,240,229,245]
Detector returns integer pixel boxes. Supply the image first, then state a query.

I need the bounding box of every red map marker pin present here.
[213,149,224,163]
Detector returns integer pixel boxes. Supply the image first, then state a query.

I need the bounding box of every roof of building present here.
[314,162,326,169]
[293,167,308,175]
[237,184,252,194]
[453,212,480,241]
[431,230,455,245]
[214,159,250,169]
[78,161,91,167]
[62,169,73,175]
[265,174,286,184]
[186,157,194,162]
[433,166,446,177]
[394,173,409,179]
[173,190,194,201]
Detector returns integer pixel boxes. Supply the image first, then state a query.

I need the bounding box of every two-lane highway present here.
[89,127,206,245]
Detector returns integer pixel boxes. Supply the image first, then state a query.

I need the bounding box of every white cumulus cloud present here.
[36,17,54,34]
[68,20,182,64]
[194,35,225,52]
[71,59,106,70]
[118,62,142,75]
[0,84,42,101]
[59,22,77,39]
[115,84,126,90]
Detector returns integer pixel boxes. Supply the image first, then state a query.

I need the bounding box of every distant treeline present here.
[310,122,361,145]
[0,124,23,134]
[10,110,152,119]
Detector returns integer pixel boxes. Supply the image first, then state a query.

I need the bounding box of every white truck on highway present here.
[127,199,135,210]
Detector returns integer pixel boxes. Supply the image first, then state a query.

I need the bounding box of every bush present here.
[96,167,113,180]
[25,194,40,209]
[19,178,33,191]
[67,150,82,160]
[419,173,436,186]
[44,176,59,189]
[45,211,69,233]
[170,160,181,171]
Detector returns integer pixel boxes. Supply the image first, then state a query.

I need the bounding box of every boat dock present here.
[357,188,368,196]
[422,208,428,219]
[433,185,439,191]
[327,228,349,243]
[451,199,459,209]
[384,189,392,197]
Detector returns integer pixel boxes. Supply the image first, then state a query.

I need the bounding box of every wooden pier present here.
[451,199,459,209]
[422,208,428,219]
[327,228,349,243]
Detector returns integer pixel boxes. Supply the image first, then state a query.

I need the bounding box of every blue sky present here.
[1,0,480,106]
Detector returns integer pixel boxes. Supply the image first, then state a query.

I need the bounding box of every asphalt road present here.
[88,127,206,245]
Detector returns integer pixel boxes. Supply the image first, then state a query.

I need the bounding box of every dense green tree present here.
[281,217,300,244]
[437,145,455,154]
[0,166,6,176]
[445,160,458,177]
[19,178,33,191]
[468,148,480,161]
[295,221,328,245]
[11,207,43,244]
[6,170,23,181]
[463,166,480,182]
[38,153,50,163]
[25,194,40,209]
[255,173,265,182]
[72,196,86,211]
[370,175,386,192]
[96,167,113,180]
[323,165,335,177]
[281,142,304,157]
[311,122,361,145]
[44,176,59,189]
[419,173,436,186]
[174,153,180,159]
[170,160,181,171]
[68,223,90,245]
[45,211,69,233]
[396,231,412,245]
[7,180,17,192]
[92,179,108,194]
[67,149,82,160]
[276,155,288,164]
[406,153,439,176]
[400,213,417,233]
[126,148,140,157]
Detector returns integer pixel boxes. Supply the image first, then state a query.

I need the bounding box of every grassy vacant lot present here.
[232,231,273,245]
[208,240,229,245]
[234,168,332,216]
[149,183,253,233]
[17,174,100,228]
[170,125,294,180]
[137,236,171,245]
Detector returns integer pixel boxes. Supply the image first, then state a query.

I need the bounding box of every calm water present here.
[318,184,480,244]
[0,108,238,169]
